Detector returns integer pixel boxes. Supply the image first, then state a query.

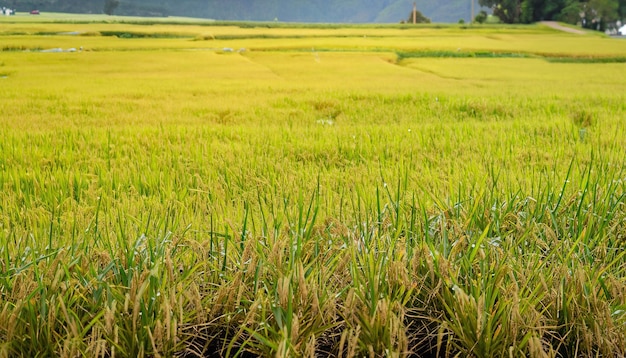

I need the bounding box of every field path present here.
[540,21,587,35]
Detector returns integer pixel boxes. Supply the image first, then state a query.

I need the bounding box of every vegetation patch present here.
[547,56,626,63]
[99,31,192,38]
[397,50,533,60]
[398,51,626,64]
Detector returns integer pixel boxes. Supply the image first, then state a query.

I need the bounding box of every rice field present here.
[1,16,626,357]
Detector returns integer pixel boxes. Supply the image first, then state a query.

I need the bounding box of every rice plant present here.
[1,18,625,357]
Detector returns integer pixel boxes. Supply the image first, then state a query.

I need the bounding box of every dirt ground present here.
[540,21,587,35]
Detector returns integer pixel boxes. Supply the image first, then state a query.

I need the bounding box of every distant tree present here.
[619,0,626,19]
[581,0,619,30]
[520,0,569,22]
[479,0,522,23]
[481,0,620,26]
[406,7,431,23]
[475,9,489,22]
[103,0,120,15]
[591,0,619,21]
[556,0,583,23]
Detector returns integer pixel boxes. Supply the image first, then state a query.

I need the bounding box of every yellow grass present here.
[1,18,626,357]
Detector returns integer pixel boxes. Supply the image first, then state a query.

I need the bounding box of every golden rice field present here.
[1,14,626,357]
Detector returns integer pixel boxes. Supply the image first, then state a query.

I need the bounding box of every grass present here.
[1,16,626,357]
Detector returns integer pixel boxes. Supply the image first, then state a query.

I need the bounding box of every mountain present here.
[3,0,486,23]
[180,0,486,23]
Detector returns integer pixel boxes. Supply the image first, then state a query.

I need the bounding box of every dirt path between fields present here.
[540,21,587,35]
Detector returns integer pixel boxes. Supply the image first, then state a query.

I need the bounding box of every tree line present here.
[479,0,626,29]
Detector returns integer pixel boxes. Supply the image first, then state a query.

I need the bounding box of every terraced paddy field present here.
[1,15,626,357]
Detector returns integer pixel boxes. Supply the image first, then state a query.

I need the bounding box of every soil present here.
[540,21,587,35]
